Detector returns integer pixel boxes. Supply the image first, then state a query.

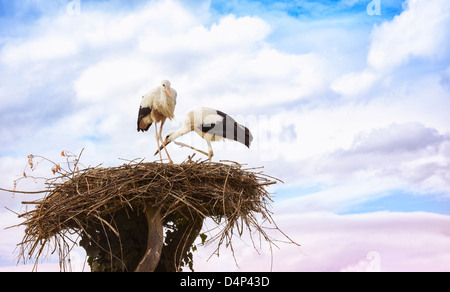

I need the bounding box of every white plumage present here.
[137,80,177,163]
[155,107,253,161]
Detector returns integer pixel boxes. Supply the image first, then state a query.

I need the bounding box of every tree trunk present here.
[155,213,204,272]
[134,203,164,272]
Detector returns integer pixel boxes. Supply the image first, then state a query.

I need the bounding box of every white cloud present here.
[1,35,79,65]
[331,69,380,97]
[331,0,450,98]
[368,0,450,72]
[74,57,154,103]
[139,14,271,55]
[273,122,450,199]
[351,123,446,154]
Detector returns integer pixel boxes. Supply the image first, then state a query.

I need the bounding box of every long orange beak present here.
[154,141,170,156]
[165,88,172,98]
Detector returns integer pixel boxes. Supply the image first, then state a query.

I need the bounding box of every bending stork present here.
[138,80,177,163]
[155,107,253,162]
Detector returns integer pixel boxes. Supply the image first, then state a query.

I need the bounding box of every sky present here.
[1,0,450,272]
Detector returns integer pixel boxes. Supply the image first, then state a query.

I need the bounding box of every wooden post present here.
[135,203,164,272]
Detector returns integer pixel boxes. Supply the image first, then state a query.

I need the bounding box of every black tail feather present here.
[201,110,253,148]
[239,124,253,148]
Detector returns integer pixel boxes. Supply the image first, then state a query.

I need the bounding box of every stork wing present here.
[137,106,152,132]
[198,110,253,148]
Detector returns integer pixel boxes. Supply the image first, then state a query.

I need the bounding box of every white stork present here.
[137,80,177,163]
[155,107,253,161]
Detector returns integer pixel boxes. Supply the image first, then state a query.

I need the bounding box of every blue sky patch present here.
[339,190,450,216]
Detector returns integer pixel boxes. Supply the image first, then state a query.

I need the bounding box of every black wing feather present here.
[200,110,253,148]
[137,106,152,132]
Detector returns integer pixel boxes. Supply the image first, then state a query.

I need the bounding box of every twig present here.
[0,188,48,194]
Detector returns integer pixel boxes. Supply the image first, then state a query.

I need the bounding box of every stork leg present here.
[207,140,214,162]
[159,120,173,164]
[173,142,209,157]
[154,122,164,163]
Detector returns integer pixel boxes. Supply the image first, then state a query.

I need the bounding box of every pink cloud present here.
[193,211,450,272]
[2,207,449,272]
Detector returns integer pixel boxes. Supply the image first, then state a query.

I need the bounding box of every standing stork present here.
[155,107,253,162]
[138,80,177,163]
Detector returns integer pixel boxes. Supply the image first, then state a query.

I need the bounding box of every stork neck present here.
[170,125,191,142]
[159,89,167,101]
[156,89,175,120]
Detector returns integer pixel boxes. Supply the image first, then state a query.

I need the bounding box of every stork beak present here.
[165,88,172,98]
[154,141,169,156]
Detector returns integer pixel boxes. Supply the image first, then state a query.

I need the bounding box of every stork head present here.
[154,132,174,156]
[161,80,173,98]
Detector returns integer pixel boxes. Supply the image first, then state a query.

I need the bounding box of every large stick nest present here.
[16,158,285,271]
